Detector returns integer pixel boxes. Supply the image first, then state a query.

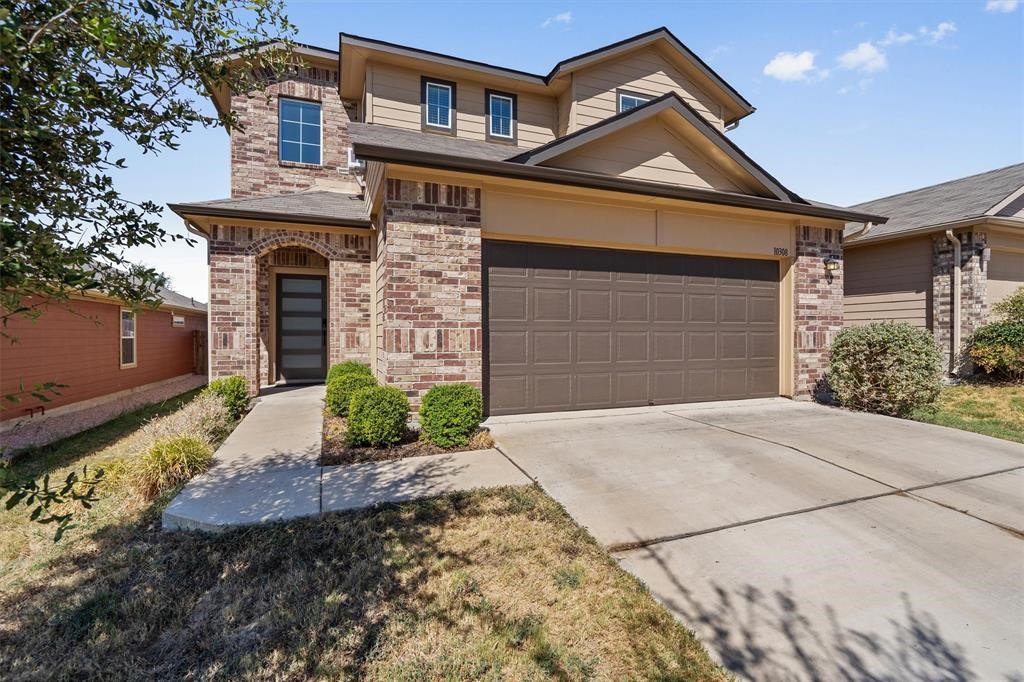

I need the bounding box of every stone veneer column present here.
[932,231,988,374]
[378,179,483,405]
[793,225,844,398]
[208,226,259,392]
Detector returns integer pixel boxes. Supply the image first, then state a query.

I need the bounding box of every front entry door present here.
[276,274,327,382]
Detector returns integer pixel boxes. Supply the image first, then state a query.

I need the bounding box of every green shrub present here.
[969,321,1024,381]
[992,286,1024,323]
[419,383,484,447]
[827,322,943,417]
[326,361,373,383]
[133,435,213,499]
[325,372,377,416]
[203,375,249,420]
[347,386,409,447]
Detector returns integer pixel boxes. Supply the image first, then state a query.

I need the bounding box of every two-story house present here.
[170,27,885,415]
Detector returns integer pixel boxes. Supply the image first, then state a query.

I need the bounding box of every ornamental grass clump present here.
[326,372,378,416]
[419,384,484,448]
[133,435,213,499]
[347,386,410,447]
[827,322,943,417]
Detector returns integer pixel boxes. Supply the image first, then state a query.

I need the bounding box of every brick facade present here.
[230,65,357,198]
[375,179,483,404]
[208,225,370,393]
[932,231,988,374]
[793,226,844,398]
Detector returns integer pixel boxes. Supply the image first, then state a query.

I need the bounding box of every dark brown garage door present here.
[484,241,779,415]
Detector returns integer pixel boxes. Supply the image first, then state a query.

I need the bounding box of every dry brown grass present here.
[1,397,726,681]
[913,382,1024,443]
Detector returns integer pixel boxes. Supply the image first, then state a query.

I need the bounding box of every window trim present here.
[485,89,517,144]
[120,308,137,369]
[278,96,323,166]
[420,76,457,135]
[616,90,651,113]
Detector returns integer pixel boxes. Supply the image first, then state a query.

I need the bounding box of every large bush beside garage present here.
[968,322,1024,382]
[325,372,377,416]
[419,384,484,447]
[827,322,944,417]
[346,386,409,446]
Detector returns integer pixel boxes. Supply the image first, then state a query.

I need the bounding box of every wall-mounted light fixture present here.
[823,256,840,272]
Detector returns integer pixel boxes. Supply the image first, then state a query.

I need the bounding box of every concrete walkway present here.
[163,385,529,531]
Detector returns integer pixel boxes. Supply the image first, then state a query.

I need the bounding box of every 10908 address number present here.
[773,247,789,256]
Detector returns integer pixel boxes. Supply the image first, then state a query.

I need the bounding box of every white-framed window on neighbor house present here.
[486,90,516,142]
[279,98,322,165]
[617,91,650,113]
[120,309,137,368]
[421,77,456,133]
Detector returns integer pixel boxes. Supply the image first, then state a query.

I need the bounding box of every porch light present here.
[823,256,840,272]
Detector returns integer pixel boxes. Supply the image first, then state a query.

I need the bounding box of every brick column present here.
[208,226,259,393]
[378,179,483,405]
[932,231,988,374]
[793,225,844,398]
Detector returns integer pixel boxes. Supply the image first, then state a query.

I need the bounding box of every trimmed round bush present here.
[347,385,410,447]
[969,321,1024,381]
[134,435,213,499]
[419,383,484,447]
[827,322,943,417]
[326,361,373,383]
[325,372,377,416]
[202,375,249,420]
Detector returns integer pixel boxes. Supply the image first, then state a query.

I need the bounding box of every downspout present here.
[845,221,875,240]
[944,230,961,373]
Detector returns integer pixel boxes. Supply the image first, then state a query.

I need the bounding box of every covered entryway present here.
[484,241,780,415]
[276,274,328,382]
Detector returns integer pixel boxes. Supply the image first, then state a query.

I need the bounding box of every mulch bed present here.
[321,414,494,466]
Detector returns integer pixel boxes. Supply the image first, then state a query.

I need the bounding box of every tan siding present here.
[366,62,556,148]
[844,238,932,328]
[544,117,744,191]
[987,248,1024,315]
[572,46,724,130]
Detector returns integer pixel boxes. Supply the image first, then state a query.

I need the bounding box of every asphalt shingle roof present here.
[176,191,369,224]
[158,287,206,313]
[845,163,1024,242]
[348,122,531,162]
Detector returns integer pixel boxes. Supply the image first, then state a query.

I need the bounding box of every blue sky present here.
[118,0,1023,300]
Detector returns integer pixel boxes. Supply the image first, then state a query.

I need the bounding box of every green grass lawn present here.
[912,383,1024,444]
[1,393,726,681]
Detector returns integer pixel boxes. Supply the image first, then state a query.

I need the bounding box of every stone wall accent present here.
[208,225,371,393]
[932,231,988,374]
[793,225,844,398]
[377,179,483,404]
[230,65,357,198]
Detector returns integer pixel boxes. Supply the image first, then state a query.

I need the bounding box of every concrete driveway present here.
[487,399,1024,681]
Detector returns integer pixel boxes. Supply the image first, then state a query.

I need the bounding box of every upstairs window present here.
[279,98,321,165]
[120,309,136,368]
[486,91,516,142]
[618,92,650,113]
[421,78,456,133]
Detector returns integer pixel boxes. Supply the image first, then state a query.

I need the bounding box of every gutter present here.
[945,230,962,375]
[167,204,373,230]
[352,143,888,224]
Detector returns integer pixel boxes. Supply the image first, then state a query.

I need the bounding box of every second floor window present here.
[422,78,455,132]
[487,91,516,141]
[618,92,650,113]
[279,99,321,165]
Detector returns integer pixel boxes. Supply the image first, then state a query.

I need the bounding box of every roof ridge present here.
[850,162,1024,208]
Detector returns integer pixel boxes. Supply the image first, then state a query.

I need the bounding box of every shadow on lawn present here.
[625,540,1015,682]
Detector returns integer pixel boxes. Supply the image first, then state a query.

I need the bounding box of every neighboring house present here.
[1,289,207,451]
[169,27,883,415]
[844,164,1024,372]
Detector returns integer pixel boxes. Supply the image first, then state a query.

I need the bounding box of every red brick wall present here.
[230,65,357,198]
[1,298,205,420]
[378,179,483,404]
[793,226,844,397]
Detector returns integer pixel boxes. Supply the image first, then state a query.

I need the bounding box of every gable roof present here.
[168,191,371,229]
[157,287,207,313]
[507,92,794,201]
[845,163,1024,244]
[340,27,755,124]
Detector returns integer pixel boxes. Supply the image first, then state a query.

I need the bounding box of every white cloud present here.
[763,51,822,81]
[880,28,916,46]
[919,21,957,43]
[541,11,572,28]
[986,0,1019,12]
[838,42,888,73]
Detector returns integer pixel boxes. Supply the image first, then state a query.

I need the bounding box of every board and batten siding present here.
[844,237,932,329]
[571,46,725,131]
[366,62,557,148]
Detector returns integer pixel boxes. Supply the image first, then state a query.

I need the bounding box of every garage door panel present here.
[485,241,780,414]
